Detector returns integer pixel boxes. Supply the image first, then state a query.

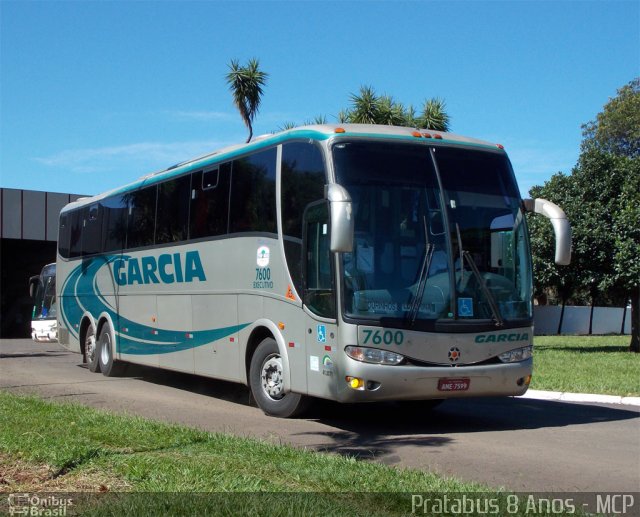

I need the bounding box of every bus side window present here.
[101,195,128,253]
[189,163,231,239]
[126,186,157,249]
[156,175,191,244]
[303,202,335,319]
[229,148,277,235]
[58,213,70,258]
[82,204,102,256]
[69,210,83,258]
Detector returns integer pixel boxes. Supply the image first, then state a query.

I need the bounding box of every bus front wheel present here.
[249,337,309,418]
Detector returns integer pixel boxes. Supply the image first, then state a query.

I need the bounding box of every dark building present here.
[1,188,85,337]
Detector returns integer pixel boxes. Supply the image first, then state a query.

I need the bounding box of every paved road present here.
[1,338,638,492]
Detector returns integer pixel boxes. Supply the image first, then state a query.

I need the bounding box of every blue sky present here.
[1,0,638,197]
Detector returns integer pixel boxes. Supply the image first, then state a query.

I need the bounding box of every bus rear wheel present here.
[98,322,125,377]
[249,337,309,418]
[84,325,100,373]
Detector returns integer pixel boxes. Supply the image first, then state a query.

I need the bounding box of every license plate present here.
[437,378,470,391]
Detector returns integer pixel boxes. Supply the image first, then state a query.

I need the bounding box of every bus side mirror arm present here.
[29,276,40,299]
[325,184,354,253]
[523,198,572,265]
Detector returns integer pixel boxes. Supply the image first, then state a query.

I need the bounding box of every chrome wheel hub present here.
[261,355,284,400]
[100,333,111,365]
[86,333,96,362]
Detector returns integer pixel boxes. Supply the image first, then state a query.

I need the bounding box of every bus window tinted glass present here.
[156,175,191,244]
[82,204,101,256]
[126,186,157,249]
[281,142,325,295]
[69,210,82,258]
[229,148,277,234]
[58,213,70,258]
[101,195,127,252]
[190,163,231,239]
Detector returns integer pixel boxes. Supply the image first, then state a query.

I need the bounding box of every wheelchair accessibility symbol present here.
[458,298,474,317]
[317,324,327,343]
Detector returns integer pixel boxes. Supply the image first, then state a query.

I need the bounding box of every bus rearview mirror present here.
[523,198,572,265]
[325,184,354,253]
[29,276,40,299]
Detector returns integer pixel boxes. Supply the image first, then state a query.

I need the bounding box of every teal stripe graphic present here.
[60,256,250,355]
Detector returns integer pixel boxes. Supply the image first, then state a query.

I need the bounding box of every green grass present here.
[0,391,576,516]
[531,335,640,396]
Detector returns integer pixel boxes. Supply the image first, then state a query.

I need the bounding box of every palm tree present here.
[340,86,451,131]
[418,98,450,132]
[225,58,268,143]
[348,85,380,124]
[377,95,406,126]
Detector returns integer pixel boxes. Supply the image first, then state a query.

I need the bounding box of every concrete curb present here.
[518,389,640,407]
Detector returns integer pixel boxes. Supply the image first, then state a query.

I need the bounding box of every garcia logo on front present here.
[114,251,206,286]
[475,332,529,343]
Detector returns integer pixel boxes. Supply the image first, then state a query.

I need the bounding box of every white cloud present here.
[34,140,230,174]
[168,110,235,121]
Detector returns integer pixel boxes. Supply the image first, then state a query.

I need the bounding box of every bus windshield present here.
[333,141,532,330]
[32,264,57,321]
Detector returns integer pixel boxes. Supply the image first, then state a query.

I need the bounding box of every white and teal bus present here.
[29,263,58,342]
[56,124,571,417]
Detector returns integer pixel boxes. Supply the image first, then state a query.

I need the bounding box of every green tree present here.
[225,58,268,143]
[347,85,381,124]
[417,98,450,132]
[582,78,640,158]
[339,86,451,131]
[584,79,640,352]
[529,79,640,351]
[612,157,640,351]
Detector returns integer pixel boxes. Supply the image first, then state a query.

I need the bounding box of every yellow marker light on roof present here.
[335,127,346,133]
[411,131,422,138]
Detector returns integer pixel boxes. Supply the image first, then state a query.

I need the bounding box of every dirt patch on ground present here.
[0,453,130,493]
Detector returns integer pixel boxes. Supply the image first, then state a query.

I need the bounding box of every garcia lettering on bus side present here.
[114,251,206,286]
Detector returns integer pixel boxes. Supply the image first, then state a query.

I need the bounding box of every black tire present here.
[84,324,100,373]
[98,322,125,377]
[249,337,310,418]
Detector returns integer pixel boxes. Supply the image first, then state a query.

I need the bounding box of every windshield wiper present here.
[462,250,504,327]
[408,217,434,325]
[454,224,504,327]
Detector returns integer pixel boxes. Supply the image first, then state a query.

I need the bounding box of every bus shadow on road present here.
[107,362,254,406]
[304,395,638,436]
[291,396,639,461]
[1,351,69,359]
[92,362,638,463]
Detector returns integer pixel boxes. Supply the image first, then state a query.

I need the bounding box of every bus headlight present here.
[498,345,533,363]
[345,346,404,365]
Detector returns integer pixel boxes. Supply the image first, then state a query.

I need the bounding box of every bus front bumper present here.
[31,326,58,343]
[335,358,532,403]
